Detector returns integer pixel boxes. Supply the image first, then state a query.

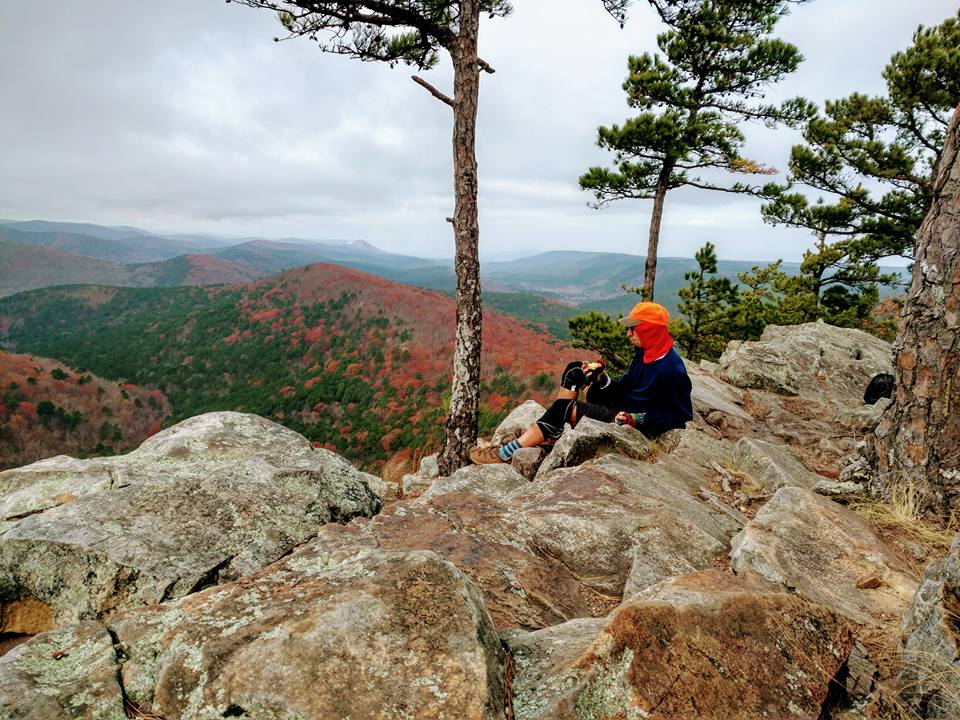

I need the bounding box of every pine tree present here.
[580,0,812,300]
[227,0,510,473]
[760,10,960,268]
[671,242,738,361]
[568,311,635,373]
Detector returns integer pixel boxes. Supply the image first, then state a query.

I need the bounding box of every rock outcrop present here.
[731,436,824,492]
[0,622,126,720]
[730,486,917,623]
[1,543,507,719]
[357,426,745,630]
[505,570,856,720]
[717,321,892,401]
[0,412,382,629]
[689,321,895,480]
[3,322,935,720]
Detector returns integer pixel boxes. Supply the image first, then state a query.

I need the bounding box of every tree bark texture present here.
[438,0,482,475]
[868,105,960,520]
[643,161,674,301]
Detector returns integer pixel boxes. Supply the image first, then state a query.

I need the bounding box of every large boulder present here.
[898,534,960,719]
[398,452,441,500]
[417,462,528,504]
[730,487,917,623]
[1,543,509,720]
[717,321,892,402]
[492,400,546,445]
[0,412,382,629]
[504,570,856,720]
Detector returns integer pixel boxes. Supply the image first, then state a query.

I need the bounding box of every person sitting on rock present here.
[469,301,693,465]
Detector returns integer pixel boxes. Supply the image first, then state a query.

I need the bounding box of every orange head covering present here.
[617,301,673,362]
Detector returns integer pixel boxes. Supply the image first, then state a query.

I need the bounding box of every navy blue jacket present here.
[606,347,693,435]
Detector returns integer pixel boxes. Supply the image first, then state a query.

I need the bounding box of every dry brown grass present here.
[831,480,960,719]
[849,481,957,576]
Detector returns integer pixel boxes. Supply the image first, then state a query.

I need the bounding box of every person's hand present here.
[582,360,606,385]
[615,411,643,428]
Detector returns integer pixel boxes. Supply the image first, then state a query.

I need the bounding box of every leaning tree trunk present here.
[438,0,482,475]
[643,161,674,301]
[867,105,960,521]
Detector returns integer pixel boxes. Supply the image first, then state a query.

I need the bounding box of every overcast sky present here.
[1,1,956,262]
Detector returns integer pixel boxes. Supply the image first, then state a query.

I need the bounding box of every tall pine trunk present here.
[438,0,482,475]
[643,161,674,300]
[867,105,960,520]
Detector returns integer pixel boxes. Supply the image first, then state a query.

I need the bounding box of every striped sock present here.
[498,439,522,461]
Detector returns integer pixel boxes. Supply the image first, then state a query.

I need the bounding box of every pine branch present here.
[412,75,453,107]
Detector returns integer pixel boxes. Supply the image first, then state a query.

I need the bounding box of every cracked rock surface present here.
[504,570,856,720]
[899,534,960,719]
[0,412,382,628]
[0,544,507,720]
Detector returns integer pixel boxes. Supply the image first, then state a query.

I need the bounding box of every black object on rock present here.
[863,373,895,405]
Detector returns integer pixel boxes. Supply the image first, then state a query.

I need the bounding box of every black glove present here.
[560,360,588,391]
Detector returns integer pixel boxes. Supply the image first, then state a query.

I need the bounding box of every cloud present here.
[0,0,955,262]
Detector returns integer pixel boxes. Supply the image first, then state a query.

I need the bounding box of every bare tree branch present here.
[411,75,453,106]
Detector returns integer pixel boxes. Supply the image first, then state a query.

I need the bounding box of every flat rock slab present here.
[360,439,741,630]
[0,412,382,628]
[505,570,856,720]
[4,544,508,720]
[717,321,892,402]
[730,486,917,623]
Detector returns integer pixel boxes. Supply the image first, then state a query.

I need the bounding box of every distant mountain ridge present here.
[0,220,444,299]
[1,219,911,332]
[0,239,261,298]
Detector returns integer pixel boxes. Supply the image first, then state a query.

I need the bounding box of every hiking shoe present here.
[469,444,505,465]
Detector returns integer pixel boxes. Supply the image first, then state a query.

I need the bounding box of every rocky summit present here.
[0,322,953,719]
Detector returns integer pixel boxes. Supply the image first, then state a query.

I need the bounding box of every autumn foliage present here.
[0,350,170,470]
[0,264,574,470]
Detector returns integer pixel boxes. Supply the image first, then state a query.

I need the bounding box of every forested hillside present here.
[0,240,127,298]
[126,254,263,286]
[0,264,571,470]
[0,351,170,469]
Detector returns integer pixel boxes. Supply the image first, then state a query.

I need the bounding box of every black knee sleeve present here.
[536,398,577,440]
